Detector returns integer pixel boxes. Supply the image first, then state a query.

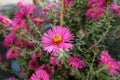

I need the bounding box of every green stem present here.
[86,51,97,80]
[94,65,108,74]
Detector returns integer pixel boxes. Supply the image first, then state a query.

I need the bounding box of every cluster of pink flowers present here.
[2,0,120,80]
[85,0,107,19]
[99,50,120,75]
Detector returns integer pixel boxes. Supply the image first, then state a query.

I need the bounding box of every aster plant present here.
[0,0,120,80]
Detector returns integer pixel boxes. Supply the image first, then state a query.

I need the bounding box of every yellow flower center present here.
[36,78,42,80]
[5,19,11,24]
[53,34,62,43]
[39,19,44,23]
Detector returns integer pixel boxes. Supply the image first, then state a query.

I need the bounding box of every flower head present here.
[30,69,50,80]
[99,50,119,75]
[47,2,59,9]
[68,55,85,70]
[110,4,120,16]
[41,26,74,53]
[0,14,12,25]
[28,59,39,70]
[87,0,107,8]
[85,7,104,19]
[6,48,20,59]
[30,52,42,60]
[3,34,16,46]
[38,64,54,74]
[7,77,17,80]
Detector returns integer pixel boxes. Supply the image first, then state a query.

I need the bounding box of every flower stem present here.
[60,0,65,26]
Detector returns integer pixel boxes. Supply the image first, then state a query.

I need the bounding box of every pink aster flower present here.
[7,77,17,80]
[17,0,37,16]
[47,2,59,9]
[30,52,42,60]
[17,0,27,8]
[28,59,39,70]
[0,14,12,25]
[110,4,120,15]
[117,61,120,74]
[38,64,54,74]
[3,34,16,46]
[41,26,74,53]
[87,0,107,8]
[12,16,27,30]
[42,8,47,14]
[6,48,20,59]
[98,50,119,75]
[68,55,85,70]
[85,7,104,19]
[30,69,50,80]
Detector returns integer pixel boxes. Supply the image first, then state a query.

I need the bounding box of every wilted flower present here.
[41,26,74,53]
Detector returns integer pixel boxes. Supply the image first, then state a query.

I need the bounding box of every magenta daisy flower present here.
[28,59,39,70]
[110,4,120,16]
[98,50,119,75]
[30,69,50,80]
[3,34,16,47]
[68,55,85,70]
[0,13,12,25]
[6,48,20,59]
[87,0,107,8]
[41,26,74,53]
[85,7,104,19]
